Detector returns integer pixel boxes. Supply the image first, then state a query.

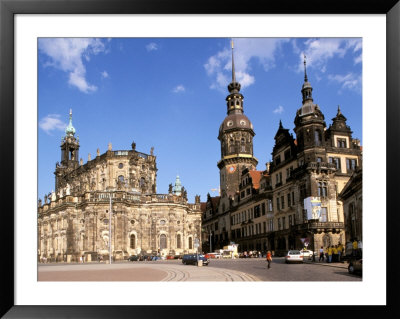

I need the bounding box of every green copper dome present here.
[65,109,76,137]
[173,175,182,195]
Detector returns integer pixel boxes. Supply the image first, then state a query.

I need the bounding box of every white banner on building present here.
[304,197,322,220]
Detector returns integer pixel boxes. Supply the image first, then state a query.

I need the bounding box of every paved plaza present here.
[38,258,360,282]
[38,261,259,282]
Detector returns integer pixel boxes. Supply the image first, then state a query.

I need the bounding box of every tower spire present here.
[231,39,236,83]
[303,54,308,82]
[227,39,241,96]
[300,54,313,104]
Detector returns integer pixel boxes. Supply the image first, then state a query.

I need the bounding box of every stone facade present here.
[202,54,362,255]
[38,112,202,263]
[338,168,362,243]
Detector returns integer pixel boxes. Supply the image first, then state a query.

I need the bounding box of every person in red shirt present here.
[266,251,272,269]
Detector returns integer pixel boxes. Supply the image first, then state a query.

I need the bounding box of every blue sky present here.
[38,37,362,203]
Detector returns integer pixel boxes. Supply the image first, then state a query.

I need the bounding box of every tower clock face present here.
[227,165,236,174]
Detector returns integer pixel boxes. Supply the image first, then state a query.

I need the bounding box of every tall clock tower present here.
[293,56,327,163]
[217,40,258,205]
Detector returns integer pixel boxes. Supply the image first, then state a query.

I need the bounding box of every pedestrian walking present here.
[319,246,324,262]
[332,245,338,262]
[337,243,343,262]
[352,239,358,257]
[327,246,333,263]
[266,250,272,269]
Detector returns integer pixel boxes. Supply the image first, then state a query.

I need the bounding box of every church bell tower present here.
[54,109,80,191]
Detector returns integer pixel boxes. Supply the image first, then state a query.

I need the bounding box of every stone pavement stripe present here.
[38,263,260,282]
[38,268,167,281]
[303,260,348,269]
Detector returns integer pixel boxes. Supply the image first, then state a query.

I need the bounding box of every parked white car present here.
[285,250,304,263]
[300,249,314,260]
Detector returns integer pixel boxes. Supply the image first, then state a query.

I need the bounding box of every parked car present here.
[166,255,175,260]
[138,255,151,261]
[348,258,362,275]
[285,250,304,263]
[182,254,209,266]
[127,255,138,261]
[300,249,314,260]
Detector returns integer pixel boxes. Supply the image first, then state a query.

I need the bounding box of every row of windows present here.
[274,148,292,166]
[240,187,252,199]
[129,234,186,250]
[231,221,268,239]
[231,201,272,226]
[118,175,146,187]
[277,214,296,230]
[328,157,357,172]
[274,165,296,188]
[276,191,296,211]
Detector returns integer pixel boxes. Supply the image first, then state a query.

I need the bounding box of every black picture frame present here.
[1,0,398,318]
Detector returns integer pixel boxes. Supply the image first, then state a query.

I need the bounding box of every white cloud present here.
[205,38,289,91]
[39,114,67,134]
[273,105,284,114]
[354,53,362,65]
[146,42,158,51]
[172,85,185,93]
[297,38,362,72]
[101,71,109,78]
[39,38,107,93]
[328,72,362,93]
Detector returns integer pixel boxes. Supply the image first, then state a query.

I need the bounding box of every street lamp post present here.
[209,232,212,253]
[308,219,317,262]
[312,232,316,262]
[109,192,112,264]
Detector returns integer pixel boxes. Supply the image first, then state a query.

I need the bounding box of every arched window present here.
[118,175,124,183]
[140,177,145,188]
[188,237,193,249]
[177,234,181,249]
[240,138,246,152]
[160,234,167,250]
[130,234,136,249]
[229,139,235,153]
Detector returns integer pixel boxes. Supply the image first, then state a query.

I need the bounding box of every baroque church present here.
[38,111,202,262]
[202,42,362,255]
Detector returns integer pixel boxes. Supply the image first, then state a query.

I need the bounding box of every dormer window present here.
[337,138,347,148]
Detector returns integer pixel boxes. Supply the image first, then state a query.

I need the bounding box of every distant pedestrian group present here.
[321,243,344,263]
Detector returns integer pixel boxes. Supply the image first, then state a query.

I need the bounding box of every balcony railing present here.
[38,191,193,213]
